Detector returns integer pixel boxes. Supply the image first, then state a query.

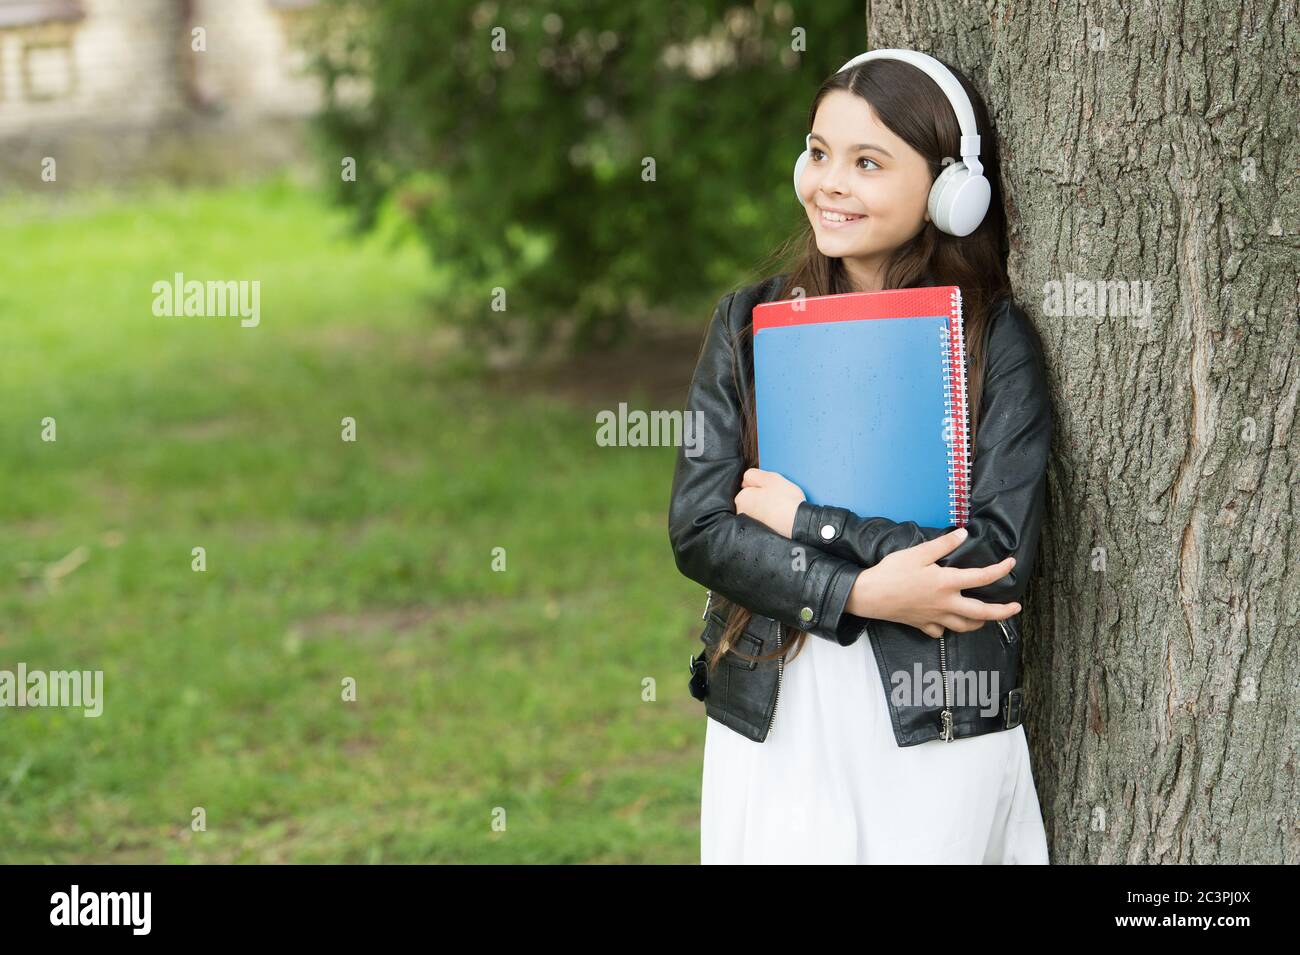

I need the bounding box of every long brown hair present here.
[707,54,1011,673]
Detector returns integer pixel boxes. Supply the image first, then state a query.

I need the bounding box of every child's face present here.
[798,90,934,279]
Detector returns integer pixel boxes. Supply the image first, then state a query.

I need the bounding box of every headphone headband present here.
[835,49,983,177]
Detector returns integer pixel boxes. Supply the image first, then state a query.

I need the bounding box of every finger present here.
[741,468,766,488]
[922,623,944,638]
[948,556,1017,588]
[912,527,970,562]
[948,595,1022,620]
[939,614,985,633]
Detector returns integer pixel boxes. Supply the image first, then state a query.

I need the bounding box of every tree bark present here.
[867,0,1298,862]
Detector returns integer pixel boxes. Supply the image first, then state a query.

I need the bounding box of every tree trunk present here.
[867,0,1298,862]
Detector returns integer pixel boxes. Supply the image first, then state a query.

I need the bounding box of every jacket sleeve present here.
[667,290,871,645]
[788,299,1052,604]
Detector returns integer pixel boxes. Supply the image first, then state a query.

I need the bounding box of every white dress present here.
[700,625,1050,864]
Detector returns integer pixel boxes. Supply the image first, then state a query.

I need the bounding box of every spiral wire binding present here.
[942,288,971,525]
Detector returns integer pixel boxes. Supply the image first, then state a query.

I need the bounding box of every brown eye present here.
[858,156,881,170]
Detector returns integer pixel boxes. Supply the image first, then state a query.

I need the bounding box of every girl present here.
[668,50,1053,864]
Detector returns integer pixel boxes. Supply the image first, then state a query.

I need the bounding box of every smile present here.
[818,208,866,228]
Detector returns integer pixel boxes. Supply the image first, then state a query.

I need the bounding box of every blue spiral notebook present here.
[752,285,970,527]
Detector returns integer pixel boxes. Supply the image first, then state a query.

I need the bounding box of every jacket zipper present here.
[939,632,954,741]
[765,622,784,738]
[997,618,1013,647]
[753,615,959,741]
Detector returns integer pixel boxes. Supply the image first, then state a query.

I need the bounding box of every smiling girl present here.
[669,50,1053,864]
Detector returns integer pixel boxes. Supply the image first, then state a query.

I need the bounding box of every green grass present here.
[0,178,707,862]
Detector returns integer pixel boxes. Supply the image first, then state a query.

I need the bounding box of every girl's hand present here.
[734,468,806,539]
[848,527,1021,638]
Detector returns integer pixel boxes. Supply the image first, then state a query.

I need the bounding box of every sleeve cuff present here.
[793,500,849,550]
[804,561,864,646]
[792,500,820,546]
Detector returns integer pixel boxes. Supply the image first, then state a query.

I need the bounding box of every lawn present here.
[0,178,708,863]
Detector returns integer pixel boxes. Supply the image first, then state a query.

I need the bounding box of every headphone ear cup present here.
[792,148,810,203]
[927,161,991,237]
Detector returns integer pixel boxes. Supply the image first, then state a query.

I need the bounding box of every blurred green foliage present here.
[309,0,865,347]
[0,179,717,862]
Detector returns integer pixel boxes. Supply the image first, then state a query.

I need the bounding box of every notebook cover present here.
[751,285,969,527]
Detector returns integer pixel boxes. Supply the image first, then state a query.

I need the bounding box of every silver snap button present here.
[799,606,814,622]
[819,523,836,540]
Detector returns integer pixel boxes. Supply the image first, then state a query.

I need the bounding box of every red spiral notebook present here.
[751,285,970,527]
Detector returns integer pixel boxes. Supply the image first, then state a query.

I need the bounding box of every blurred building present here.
[0,0,327,187]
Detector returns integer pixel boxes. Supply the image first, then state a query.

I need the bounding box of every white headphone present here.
[793,49,991,238]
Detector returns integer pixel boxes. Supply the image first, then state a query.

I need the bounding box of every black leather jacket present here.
[668,273,1052,746]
